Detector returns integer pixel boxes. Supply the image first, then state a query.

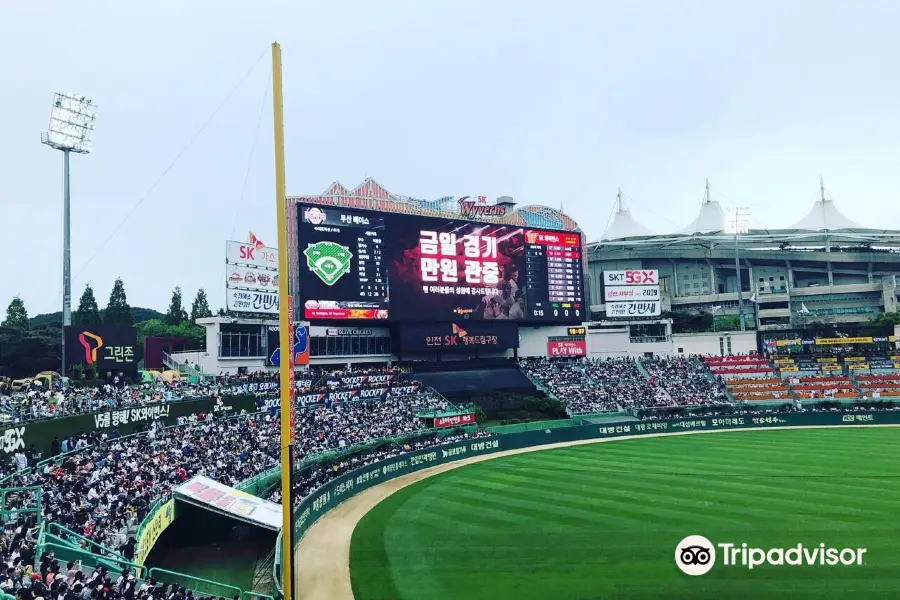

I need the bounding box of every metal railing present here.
[149,568,242,599]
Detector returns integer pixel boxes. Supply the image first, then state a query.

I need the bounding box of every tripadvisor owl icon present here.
[304,241,352,286]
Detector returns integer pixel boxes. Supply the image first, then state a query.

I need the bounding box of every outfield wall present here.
[282,409,900,591]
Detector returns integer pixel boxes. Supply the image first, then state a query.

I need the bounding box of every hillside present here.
[29,307,165,327]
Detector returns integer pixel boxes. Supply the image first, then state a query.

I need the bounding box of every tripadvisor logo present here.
[304,241,352,286]
[675,535,867,575]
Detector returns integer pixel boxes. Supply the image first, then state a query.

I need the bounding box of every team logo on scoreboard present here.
[304,241,353,286]
[458,196,506,219]
[304,207,327,225]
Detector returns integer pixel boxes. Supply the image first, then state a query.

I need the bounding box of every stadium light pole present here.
[728,207,749,331]
[271,42,296,600]
[41,93,98,377]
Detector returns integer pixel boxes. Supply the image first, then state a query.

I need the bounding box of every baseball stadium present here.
[6,43,900,600]
[7,170,900,600]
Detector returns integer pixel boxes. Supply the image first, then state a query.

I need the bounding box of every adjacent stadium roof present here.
[287,178,582,232]
[601,190,655,241]
[594,178,899,247]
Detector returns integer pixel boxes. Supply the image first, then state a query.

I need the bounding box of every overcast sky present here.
[2,1,899,315]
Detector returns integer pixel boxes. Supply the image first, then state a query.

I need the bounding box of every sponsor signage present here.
[227,264,279,292]
[603,270,658,286]
[848,363,869,370]
[135,499,175,565]
[226,241,278,270]
[547,339,587,357]
[817,357,838,363]
[295,387,395,405]
[326,328,374,336]
[433,413,477,428]
[815,337,874,345]
[821,364,843,371]
[844,356,866,363]
[773,358,794,364]
[780,366,799,372]
[327,374,395,388]
[64,325,138,376]
[603,271,660,319]
[604,285,660,301]
[457,196,507,219]
[176,475,283,531]
[266,325,310,367]
[607,301,661,317]
[398,321,519,352]
[226,289,279,315]
[776,339,802,347]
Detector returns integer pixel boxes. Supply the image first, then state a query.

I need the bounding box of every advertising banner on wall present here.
[226,241,278,270]
[604,285,660,301]
[398,321,519,352]
[547,339,587,357]
[434,413,477,428]
[226,239,279,314]
[603,270,658,286]
[226,289,279,315]
[266,324,310,366]
[64,325,138,376]
[603,270,661,319]
[226,264,279,292]
[607,301,661,317]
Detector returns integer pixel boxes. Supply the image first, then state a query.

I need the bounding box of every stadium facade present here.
[588,183,900,330]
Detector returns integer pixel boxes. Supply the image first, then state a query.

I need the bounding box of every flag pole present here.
[272,41,295,600]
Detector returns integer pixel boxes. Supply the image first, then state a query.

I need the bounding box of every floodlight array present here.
[41,92,98,153]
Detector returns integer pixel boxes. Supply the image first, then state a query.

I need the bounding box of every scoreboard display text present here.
[298,204,585,323]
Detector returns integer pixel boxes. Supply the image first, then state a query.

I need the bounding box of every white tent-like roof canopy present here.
[790,198,862,230]
[601,190,654,240]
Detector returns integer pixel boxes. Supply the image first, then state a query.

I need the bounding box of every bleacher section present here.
[725,378,791,402]
[787,375,859,399]
[856,374,900,398]
[702,355,775,379]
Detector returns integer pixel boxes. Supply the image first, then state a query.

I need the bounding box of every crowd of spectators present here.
[0,363,455,597]
[519,357,669,413]
[0,365,424,425]
[642,357,729,405]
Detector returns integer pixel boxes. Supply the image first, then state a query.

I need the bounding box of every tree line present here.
[0,278,219,379]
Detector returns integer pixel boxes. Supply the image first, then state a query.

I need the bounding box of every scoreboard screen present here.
[297,204,585,323]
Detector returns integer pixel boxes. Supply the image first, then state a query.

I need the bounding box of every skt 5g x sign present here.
[64,325,138,377]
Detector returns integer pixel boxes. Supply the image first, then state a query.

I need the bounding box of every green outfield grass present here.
[350,428,900,600]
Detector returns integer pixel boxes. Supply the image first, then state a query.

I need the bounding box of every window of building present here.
[309,335,391,357]
[218,324,264,358]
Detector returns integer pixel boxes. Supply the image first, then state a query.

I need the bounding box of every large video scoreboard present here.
[297,204,585,323]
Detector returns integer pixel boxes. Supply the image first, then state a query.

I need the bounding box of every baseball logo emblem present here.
[675,535,716,576]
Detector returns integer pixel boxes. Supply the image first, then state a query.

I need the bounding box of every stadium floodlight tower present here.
[726,207,750,331]
[41,93,98,377]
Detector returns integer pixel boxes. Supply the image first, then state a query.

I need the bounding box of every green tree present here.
[190,288,213,321]
[104,278,133,327]
[216,307,227,317]
[73,283,102,325]
[2,296,29,329]
[870,312,900,326]
[165,287,189,325]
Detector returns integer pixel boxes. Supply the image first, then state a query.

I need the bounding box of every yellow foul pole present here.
[272,41,295,600]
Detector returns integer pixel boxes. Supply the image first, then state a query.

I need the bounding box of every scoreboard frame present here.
[295,202,587,325]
